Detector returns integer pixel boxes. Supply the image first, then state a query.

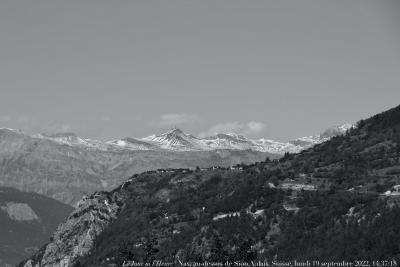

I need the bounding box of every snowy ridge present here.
[36,133,115,151]
[290,123,354,147]
[107,137,157,151]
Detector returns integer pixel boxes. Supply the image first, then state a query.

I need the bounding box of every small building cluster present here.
[280,182,317,191]
[383,185,400,196]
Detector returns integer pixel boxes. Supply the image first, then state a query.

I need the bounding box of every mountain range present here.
[28,123,353,154]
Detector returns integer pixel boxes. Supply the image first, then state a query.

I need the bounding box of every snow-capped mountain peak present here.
[319,123,354,139]
[142,128,202,151]
[338,123,354,132]
[291,123,355,147]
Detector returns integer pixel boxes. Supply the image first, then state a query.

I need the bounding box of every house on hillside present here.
[283,202,300,212]
[384,185,400,196]
[280,179,316,191]
[230,165,244,171]
[299,173,308,179]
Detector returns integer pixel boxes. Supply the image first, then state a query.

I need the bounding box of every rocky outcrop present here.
[22,189,126,267]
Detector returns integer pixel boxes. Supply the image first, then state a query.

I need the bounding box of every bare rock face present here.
[22,189,126,267]
[0,202,40,221]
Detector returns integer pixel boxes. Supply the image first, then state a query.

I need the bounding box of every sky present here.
[0,1,399,141]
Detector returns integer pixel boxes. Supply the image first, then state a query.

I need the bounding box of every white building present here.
[384,185,400,196]
[281,183,316,191]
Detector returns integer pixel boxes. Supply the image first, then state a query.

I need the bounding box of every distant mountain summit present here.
[290,123,353,147]
[142,128,202,150]
[320,123,353,139]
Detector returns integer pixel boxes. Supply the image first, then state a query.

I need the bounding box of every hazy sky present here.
[0,1,399,141]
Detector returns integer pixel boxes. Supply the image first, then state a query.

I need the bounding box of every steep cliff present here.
[21,188,127,267]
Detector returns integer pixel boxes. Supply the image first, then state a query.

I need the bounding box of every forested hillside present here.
[0,187,72,266]
[283,104,400,191]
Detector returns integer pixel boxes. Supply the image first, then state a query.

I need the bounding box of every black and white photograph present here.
[1,1,400,266]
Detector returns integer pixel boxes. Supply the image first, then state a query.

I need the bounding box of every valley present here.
[0,124,349,206]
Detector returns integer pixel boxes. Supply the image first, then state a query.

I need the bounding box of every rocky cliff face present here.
[22,188,126,267]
